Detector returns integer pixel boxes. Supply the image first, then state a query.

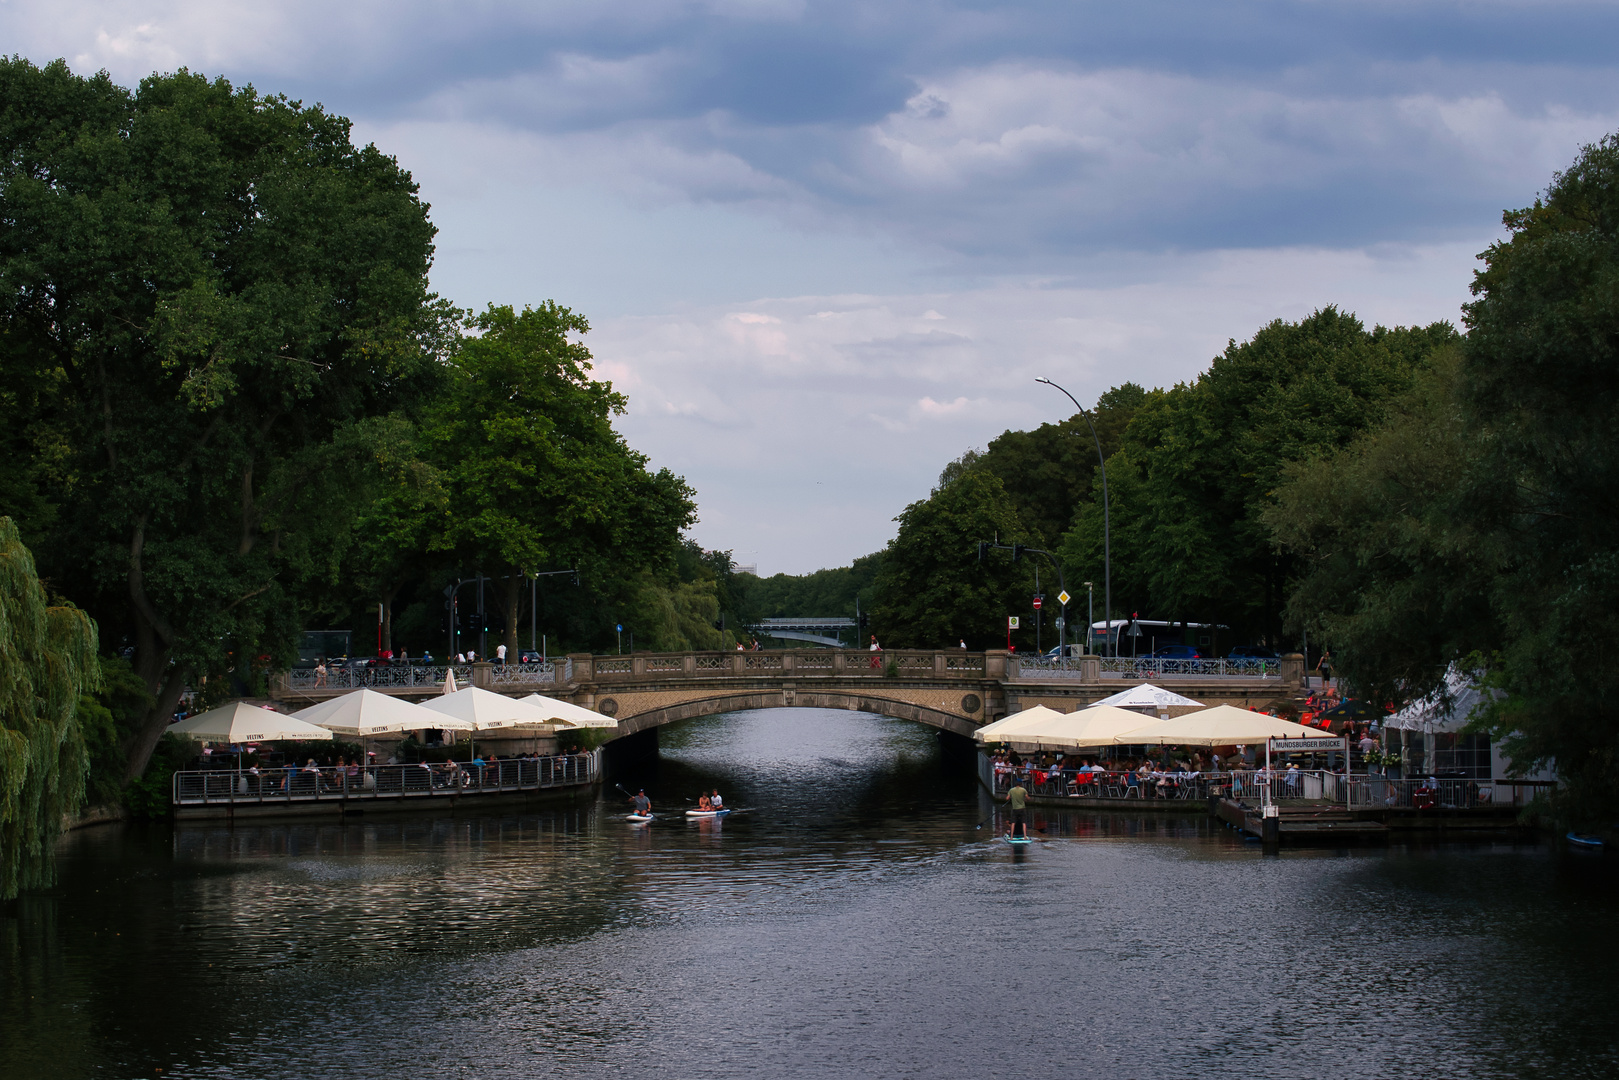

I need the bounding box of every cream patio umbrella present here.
[971,705,1070,745]
[170,702,335,743]
[418,686,566,731]
[291,688,466,738]
[1112,705,1326,747]
[519,693,619,728]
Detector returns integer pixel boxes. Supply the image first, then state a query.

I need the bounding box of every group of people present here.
[625,788,725,814]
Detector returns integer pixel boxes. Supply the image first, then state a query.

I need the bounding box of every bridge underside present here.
[600,684,987,740]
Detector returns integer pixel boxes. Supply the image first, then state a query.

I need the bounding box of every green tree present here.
[0,60,446,780]
[424,303,698,659]
[870,471,1031,649]
[1,517,99,899]
[1110,309,1456,643]
[1264,351,1497,706]
[1453,134,1619,821]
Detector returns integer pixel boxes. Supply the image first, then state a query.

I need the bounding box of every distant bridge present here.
[746,617,857,648]
[271,650,1304,741]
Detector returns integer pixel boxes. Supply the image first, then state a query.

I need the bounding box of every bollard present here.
[1261,803,1280,844]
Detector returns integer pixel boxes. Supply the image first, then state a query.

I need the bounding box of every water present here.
[4,708,1617,1079]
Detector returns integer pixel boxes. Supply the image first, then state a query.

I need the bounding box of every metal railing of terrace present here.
[172,750,600,808]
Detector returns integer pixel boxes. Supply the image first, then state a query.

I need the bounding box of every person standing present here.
[496,643,507,665]
[1007,779,1029,839]
[1316,648,1334,688]
[869,634,882,669]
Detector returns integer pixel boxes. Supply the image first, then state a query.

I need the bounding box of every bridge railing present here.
[575,649,989,681]
[1091,657,1280,680]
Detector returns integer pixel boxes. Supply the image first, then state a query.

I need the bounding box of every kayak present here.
[1567,831,1604,848]
[627,813,653,823]
[685,808,731,818]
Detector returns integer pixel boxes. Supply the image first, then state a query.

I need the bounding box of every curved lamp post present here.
[1035,377,1113,657]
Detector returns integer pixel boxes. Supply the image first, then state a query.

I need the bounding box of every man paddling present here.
[1007,779,1029,839]
[631,789,651,816]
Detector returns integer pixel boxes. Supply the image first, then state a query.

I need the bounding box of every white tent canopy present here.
[1114,705,1331,747]
[1090,683,1204,711]
[169,702,334,743]
[519,694,618,729]
[419,686,571,731]
[292,689,466,737]
[1384,667,1501,734]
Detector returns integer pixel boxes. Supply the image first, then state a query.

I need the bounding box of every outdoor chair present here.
[1123,773,1141,799]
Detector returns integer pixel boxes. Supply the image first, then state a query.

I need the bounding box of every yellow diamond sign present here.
[1057,590,1071,606]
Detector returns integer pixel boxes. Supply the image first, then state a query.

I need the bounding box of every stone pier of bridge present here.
[269,650,1306,742]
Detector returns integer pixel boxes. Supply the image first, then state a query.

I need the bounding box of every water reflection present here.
[3,708,1617,1079]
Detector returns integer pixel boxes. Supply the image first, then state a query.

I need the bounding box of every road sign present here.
[616,623,623,633]
[1007,616,1020,629]
[1058,590,1070,606]
[1269,737,1346,753]
[1032,595,1043,609]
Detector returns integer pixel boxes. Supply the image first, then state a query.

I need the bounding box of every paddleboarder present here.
[709,788,723,810]
[1007,779,1029,839]
[630,789,651,817]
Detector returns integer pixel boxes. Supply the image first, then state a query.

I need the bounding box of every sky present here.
[8,1,1619,574]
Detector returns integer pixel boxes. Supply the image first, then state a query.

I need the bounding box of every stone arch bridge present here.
[272,649,1306,742]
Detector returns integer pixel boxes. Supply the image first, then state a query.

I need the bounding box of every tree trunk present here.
[124,663,190,783]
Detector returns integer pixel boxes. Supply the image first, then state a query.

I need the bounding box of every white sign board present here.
[1269,737,1347,753]
[1007,616,1020,629]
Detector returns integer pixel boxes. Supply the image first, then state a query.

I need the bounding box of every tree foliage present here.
[1268,134,1619,823]
[0,517,99,900]
[0,58,446,780]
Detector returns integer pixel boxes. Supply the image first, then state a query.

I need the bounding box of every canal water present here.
[4,708,1617,1079]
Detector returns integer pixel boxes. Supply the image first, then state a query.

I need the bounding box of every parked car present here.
[1225,645,1279,672]
[518,651,546,664]
[1043,644,1086,659]
[1145,644,1203,672]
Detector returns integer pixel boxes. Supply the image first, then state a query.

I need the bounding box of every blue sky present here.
[10,1,1618,573]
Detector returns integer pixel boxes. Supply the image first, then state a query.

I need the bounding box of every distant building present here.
[734,563,758,576]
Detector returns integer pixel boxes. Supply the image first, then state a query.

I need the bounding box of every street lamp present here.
[1035,377,1113,656]
[1084,581,1094,655]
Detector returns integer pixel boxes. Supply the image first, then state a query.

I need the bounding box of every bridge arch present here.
[608,688,982,741]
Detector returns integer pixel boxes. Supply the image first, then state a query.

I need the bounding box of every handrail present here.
[172,750,601,806]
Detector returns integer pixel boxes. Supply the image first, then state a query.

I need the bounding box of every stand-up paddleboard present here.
[1567,831,1604,848]
[627,813,653,823]
[1005,834,1033,845]
[685,808,731,818]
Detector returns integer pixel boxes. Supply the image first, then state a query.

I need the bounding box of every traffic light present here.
[1012,543,1026,562]
[858,612,869,630]
[977,541,989,563]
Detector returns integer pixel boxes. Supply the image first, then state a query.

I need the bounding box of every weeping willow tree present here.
[0,516,98,900]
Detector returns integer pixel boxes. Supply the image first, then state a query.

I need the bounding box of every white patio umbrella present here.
[291,689,467,737]
[1090,683,1204,712]
[169,702,334,743]
[519,694,618,729]
[421,687,580,758]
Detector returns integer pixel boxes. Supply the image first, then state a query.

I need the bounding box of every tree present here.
[1452,134,1619,821]
[1264,352,1497,706]
[1110,309,1456,643]
[870,471,1031,648]
[424,303,698,659]
[0,517,99,900]
[0,60,445,780]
